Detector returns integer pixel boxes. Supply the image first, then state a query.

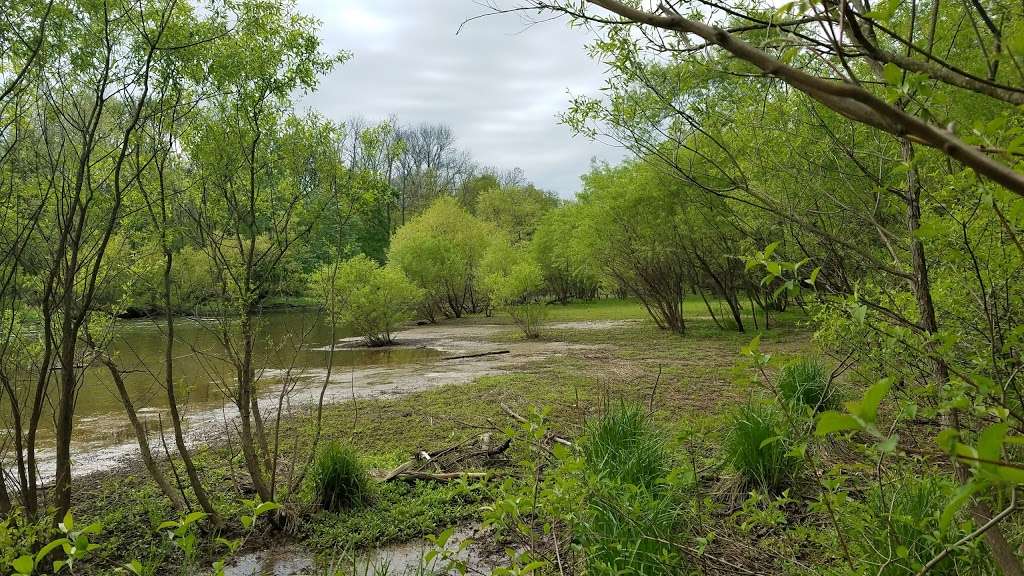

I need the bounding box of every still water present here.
[8,310,440,462]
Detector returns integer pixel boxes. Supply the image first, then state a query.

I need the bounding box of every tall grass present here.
[583,402,668,491]
[313,442,372,511]
[579,402,682,574]
[777,357,836,412]
[725,403,795,492]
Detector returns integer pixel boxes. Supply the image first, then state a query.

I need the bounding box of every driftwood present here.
[440,350,510,361]
[381,433,512,483]
[390,471,491,483]
[500,403,574,447]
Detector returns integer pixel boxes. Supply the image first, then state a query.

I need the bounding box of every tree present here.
[312,255,422,347]
[389,197,496,319]
[475,182,558,243]
[183,0,346,504]
[482,236,548,338]
[532,204,601,303]
[521,0,1024,571]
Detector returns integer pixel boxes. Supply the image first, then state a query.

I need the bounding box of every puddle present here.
[225,525,494,576]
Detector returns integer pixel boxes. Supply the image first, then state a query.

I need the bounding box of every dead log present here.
[440,350,510,361]
[389,471,491,483]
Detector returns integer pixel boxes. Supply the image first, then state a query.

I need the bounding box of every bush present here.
[725,403,796,492]
[388,197,495,319]
[482,237,548,338]
[313,442,372,511]
[848,475,990,575]
[778,357,835,411]
[312,255,423,347]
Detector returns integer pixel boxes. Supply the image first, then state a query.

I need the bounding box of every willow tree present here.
[184,0,346,503]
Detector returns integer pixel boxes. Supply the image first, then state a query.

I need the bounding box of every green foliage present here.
[582,402,668,492]
[475,183,558,243]
[530,203,600,302]
[579,403,682,575]
[778,357,836,412]
[845,475,990,575]
[389,197,497,319]
[482,237,548,338]
[313,442,373,512]
[725,403,796,492]
[312,254,423,346]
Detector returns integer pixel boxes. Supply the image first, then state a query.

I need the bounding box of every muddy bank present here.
[31,321,608,482]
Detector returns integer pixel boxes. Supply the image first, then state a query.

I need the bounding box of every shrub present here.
[313,442,372,511]
[725,403,796,492]
[582,402,668,491]
[482,237,548,338]
[388,197,496,319]
[778,357,835,411]
[849,475,990,575]
[312,255,423,347]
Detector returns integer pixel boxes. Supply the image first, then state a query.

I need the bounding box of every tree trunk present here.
[901,138,1023,576]
[163,251,220,524]
[99,354,186,510]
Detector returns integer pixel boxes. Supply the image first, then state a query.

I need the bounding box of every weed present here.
[778,357,836,411]
[725,403,795,493]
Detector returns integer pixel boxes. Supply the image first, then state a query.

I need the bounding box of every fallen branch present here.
[389,471,491,482]
[440,350,510,361]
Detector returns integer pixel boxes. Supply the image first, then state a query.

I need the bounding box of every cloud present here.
[295,0,626,198]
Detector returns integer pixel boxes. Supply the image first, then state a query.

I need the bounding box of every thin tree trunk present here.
[163,251,220,524]
[901,138,1023,576]
[98,353,186,510]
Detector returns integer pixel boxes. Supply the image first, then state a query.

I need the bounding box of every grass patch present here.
[313,442,373,511]
[725,402,796,493]
[60,300,814,574]
[778,356,836,411]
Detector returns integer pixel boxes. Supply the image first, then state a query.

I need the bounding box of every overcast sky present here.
[294,1,626,198]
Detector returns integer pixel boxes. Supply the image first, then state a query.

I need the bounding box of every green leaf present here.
[807,267,821,286]
[940,482,979,530]
[882,62,902,86]
[877,434,899,453]
[977,423,1009,464]
[253,501,281,517]
[759,435,782,449]
[815,412,862,436]
[11,555,34,575]
[60,510,74,533]
[856,378,893,424]
[35,538,69,565]
[180,511,207,528]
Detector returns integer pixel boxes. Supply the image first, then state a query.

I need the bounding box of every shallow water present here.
[2,311,440,478]
[224,524,487,576]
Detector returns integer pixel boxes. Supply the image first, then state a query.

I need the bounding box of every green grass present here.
[725,402,796,493]
[313,442,373,511]
[582,402,668,492]
[778,356,836,412]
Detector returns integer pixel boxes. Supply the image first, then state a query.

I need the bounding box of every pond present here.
[4,310,443,479]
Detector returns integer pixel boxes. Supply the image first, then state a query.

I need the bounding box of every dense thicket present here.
[515,0,1024,573]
